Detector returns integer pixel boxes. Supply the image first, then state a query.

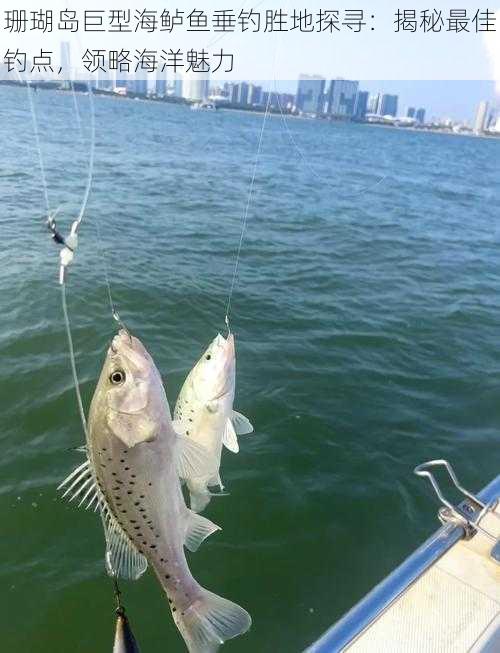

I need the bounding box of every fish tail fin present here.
[176,588,251,653]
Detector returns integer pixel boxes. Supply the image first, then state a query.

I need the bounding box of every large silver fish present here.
[174,333,253,512]
[60,331,251,652]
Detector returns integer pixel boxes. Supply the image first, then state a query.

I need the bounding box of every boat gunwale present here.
[305,472,500,653]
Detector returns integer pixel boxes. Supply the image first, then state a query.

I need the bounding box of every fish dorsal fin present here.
[176,435,215,480]
[101,501,148,581]
[222,418,239,453]
[184,509,221,552]
[58,459,148,580]
[232,411,254,435]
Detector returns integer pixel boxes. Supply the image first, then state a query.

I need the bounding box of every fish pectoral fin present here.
[102,502,148,581]
[176,436,215,481]
[58,459,100,511]
[232,410,254,435]
[222,418,239,453]
[184,510,221,552]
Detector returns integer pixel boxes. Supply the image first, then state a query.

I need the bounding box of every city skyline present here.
[3,39,499,125]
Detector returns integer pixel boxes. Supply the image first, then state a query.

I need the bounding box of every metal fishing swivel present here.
[46,210,80,283]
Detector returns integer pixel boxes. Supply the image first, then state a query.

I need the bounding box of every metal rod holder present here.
[414,459,500,563]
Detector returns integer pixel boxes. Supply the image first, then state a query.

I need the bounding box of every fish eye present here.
[206,355,211,361]
[110,370,126,385]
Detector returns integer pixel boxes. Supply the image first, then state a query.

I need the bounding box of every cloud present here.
[483,10,500,94]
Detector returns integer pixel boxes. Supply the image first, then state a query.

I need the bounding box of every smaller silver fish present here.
[174,333,254,512]
[113,609,141,653]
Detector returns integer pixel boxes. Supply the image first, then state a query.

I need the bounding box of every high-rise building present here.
[237,81,249,105]
[61,42,71,79]
[415,107,426,124]
[182,73,209,101]
[97,69,113,90]
[133,77,148,95]
[407,107,416,118]
[354,91,369,120]
[116,72,128,90]
[474,101,490,133]
[380,94,398,117]
[295,74,325,114]
[248,83,263,105]
[324,79,359,118]
[156,68,167,96]
[367,93,381,115]
[172,75,183,97]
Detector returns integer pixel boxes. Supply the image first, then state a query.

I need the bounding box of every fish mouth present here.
[207,333,235,400]
[108,330,152,372]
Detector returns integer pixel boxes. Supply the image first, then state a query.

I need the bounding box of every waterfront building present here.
[380,94,398,117]
[416,107,426,124]
[474,101,489,133]
[182,74,209,101]
[61,42,71,80]
[295,74,325,114]
[325,79,359,118]
[237,82,249,105]
[248,84,263,106]
[368,93,381,115]
[156,68,167,96]
[354,90,369,120]
[407,107,416,118]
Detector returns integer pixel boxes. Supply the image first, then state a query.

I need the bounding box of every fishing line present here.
[224,92,271,328]
[22,73,96,438]
[67,77,123,328]
[21,75,51,217]
[273,83,388,200]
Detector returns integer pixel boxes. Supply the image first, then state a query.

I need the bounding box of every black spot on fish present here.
[172,607,177,613]
[150,544,156,549]
[124,467,130,471]
[127,491,132,495]
[165,574,171,579]
[148,482,152,487]
[140,495,145,499]
[130,519,136,523]
[134,501,140,506]
[112,472,117,476]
